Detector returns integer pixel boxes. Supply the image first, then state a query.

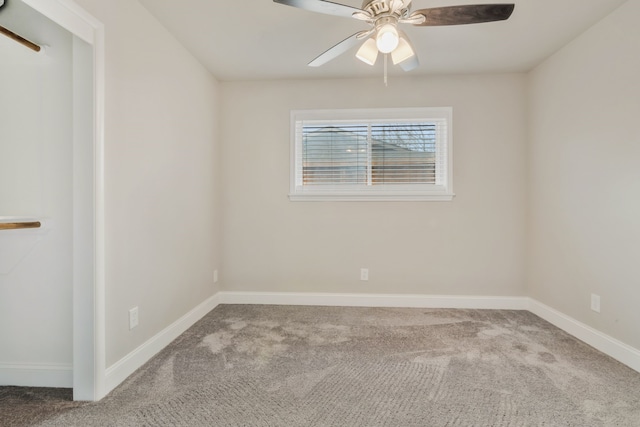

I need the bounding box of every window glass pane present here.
[302,125,368,185]
[302,122,440,186]
[371,123,436,184]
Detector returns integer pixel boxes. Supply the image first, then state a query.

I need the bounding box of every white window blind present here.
[290,108,453,201]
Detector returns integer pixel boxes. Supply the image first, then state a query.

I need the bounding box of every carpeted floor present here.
[0,386,83,426]
[3,305,640,426]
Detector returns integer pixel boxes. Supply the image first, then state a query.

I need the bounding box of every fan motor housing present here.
[362,0,410,18]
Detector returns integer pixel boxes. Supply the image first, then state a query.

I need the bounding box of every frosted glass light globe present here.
[376,24,399,54]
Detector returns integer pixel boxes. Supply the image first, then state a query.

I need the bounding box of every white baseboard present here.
[527,299,640,373]
[104,293,220,395]
[217,291,530,310]
[0,363,72,388]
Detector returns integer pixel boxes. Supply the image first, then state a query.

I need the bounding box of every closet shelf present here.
[0,221,41,231]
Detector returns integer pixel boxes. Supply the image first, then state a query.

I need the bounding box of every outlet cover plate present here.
[129,306,139,330]
[591,294,601,313]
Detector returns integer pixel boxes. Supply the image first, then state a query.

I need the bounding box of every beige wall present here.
[527,0,640,348]
[74,0,223,366]
[220,75,527,296]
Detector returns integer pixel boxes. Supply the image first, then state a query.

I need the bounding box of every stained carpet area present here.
[5,305,640,426]
[0,386,82,426]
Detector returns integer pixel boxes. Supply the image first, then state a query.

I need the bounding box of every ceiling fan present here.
[273,0,515,71]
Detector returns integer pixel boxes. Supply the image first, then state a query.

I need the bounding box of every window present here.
[290,107,454,201]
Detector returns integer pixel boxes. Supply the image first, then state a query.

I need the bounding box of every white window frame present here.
[289,107,454,202]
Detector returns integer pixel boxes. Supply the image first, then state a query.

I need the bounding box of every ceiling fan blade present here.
[273,0,364,19]
[411,4,515,26]
[308,32,363,67]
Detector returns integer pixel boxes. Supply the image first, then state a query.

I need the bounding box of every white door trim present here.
[21,0,106,401]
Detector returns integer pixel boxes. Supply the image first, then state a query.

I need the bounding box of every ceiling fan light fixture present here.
[273,0,516,76]
[356,37,379,65]
[375,23,399,53]
[391,34,415,65]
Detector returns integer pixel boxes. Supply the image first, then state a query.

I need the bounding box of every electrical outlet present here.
[129,306,139,330]
[213,269,219,283]
[360,268,369,281]
[591,294,601,313]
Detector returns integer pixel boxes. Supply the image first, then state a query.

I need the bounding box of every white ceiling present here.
[138,0,627,81]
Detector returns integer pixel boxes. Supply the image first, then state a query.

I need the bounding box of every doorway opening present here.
[0,0,105,401]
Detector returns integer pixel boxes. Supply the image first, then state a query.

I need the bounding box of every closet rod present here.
[0,24,41,52]
[0,221,42,231]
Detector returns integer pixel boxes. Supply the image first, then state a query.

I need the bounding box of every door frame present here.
[22,0,106,401]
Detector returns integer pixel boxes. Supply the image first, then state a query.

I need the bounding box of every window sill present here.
[288,192,455,202]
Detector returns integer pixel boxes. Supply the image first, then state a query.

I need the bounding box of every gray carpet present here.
[0,387,82,426]
[4,305,640,426]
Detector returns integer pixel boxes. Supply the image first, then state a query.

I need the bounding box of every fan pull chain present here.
[384,54,388,86]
